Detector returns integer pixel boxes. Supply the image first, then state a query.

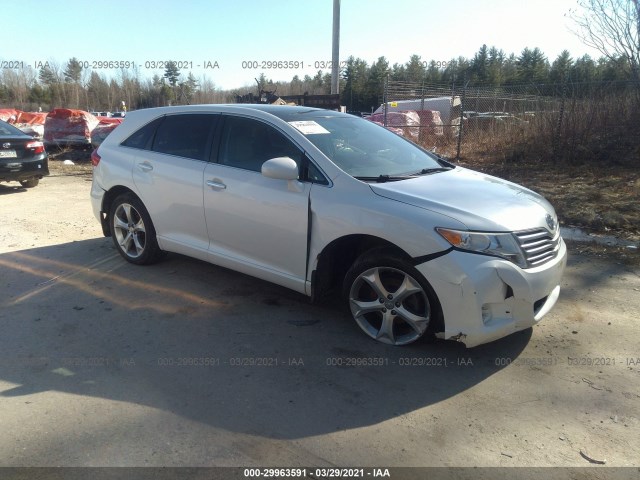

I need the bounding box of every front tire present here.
[344,254,438,345]
[20,178,39,188]
[110,193,163,265]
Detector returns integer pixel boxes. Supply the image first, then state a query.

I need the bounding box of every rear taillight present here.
[25,141,45,154]
[91,149,101,167]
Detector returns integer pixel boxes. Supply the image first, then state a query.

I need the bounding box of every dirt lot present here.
[1,165,639,470]
[472,159,640,245]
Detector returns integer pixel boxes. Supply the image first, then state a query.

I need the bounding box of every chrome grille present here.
[514,228,561,268]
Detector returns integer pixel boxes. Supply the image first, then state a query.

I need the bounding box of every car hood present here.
[369,167,556,232]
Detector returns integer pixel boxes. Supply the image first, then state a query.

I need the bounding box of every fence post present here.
[552,75,567,163]
[383,75,389,128]
[420,77,426,142]
[456,77,467,161]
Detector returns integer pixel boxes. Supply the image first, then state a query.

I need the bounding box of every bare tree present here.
[569,0,640,83]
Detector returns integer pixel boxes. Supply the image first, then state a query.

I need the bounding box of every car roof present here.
[126,104,345,122]
[102,104,350,149]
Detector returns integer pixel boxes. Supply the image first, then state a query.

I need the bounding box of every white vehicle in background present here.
[90,104,566,347]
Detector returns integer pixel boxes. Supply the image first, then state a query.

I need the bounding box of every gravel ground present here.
[1,170,639,470]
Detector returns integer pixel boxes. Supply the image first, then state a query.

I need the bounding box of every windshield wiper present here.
[412,167,452,175]
[354,174,415,183]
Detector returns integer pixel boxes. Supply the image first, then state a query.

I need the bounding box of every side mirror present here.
[261,157,298,181]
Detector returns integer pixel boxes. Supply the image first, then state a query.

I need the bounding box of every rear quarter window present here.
[121,117,163,150]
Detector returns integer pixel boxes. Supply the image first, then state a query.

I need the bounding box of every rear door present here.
[131,113,219,254]
[203,114,310,292]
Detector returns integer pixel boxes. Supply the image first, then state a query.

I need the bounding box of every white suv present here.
[90,105,567,347]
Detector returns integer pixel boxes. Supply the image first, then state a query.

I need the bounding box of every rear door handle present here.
[206,180,227,190]
[137,162,153,172]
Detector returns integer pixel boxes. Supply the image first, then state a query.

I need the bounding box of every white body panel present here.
[203,163,310,293]
[417,241,567,347]
[91,104,567,348]
[131,150,209,252]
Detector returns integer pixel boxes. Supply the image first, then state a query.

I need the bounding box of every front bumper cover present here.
[416,239,567,348]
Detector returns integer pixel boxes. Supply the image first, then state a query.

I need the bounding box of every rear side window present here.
[152,114,218,161]
[121,117,163,150]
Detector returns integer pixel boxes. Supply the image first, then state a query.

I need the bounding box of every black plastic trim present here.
[412,247,453,265]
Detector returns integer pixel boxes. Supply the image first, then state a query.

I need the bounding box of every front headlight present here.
[436,227,527,268]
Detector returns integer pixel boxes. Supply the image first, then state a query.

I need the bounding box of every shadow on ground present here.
[0,184,27,195]
[0,238,533,440]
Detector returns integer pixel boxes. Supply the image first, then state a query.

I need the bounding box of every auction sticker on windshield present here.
[288,121,330,135]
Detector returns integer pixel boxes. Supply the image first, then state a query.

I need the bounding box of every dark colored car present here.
[0,120,49,188]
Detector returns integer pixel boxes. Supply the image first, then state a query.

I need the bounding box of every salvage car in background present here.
[91,105,566,347]
[44,108,100,147]
[0,119,49,188]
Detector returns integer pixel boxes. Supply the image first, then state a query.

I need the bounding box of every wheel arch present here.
[100,185,139,237]
[311,233,444,336]
[311,234,412,301]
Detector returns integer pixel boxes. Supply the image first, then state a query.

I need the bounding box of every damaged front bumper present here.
[416,239,567,348]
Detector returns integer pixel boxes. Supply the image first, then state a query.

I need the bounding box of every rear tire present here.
[343,253,440,345]
[110,193,163,265]
[20,178,39,188]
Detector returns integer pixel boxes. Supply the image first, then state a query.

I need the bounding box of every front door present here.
[203,115,310,292]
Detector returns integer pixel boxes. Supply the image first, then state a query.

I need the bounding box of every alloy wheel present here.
[349,266,431,345]
[113,203,147,259]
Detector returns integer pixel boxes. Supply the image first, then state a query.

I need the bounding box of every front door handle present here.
[206,180,227,190]
[137,162,153,172]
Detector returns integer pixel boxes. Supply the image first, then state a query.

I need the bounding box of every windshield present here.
[289,115,444,179]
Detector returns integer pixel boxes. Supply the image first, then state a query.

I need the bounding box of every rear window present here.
[0,121,27,136]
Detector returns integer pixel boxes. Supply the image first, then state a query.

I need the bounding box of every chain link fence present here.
[380,78,640,163]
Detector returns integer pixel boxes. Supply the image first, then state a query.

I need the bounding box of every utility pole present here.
[331,0,340,95]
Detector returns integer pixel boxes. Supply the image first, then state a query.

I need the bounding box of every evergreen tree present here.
[39,65,57,86]
[424,60,442,83]
[390,62,406,81]
[405,55,426,82]
[63,57,83,83]
[471,45,490,84]
[502,53,519,84]
[163,61,180,87]
[342,57,369,111]
[550,50,573,84]
[572,54,598,83]
[597,55,630,81]
[487,47,505,85]
[516,47,549,84]
[365,56,389,110]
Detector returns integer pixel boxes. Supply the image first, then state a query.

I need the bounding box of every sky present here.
[4,0,601,90]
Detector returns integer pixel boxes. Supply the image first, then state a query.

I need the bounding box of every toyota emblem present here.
[545,213,557,232]
[2,142,10,149]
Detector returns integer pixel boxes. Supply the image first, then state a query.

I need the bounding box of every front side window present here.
[151,114,218,161]
[219,116,303,172]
